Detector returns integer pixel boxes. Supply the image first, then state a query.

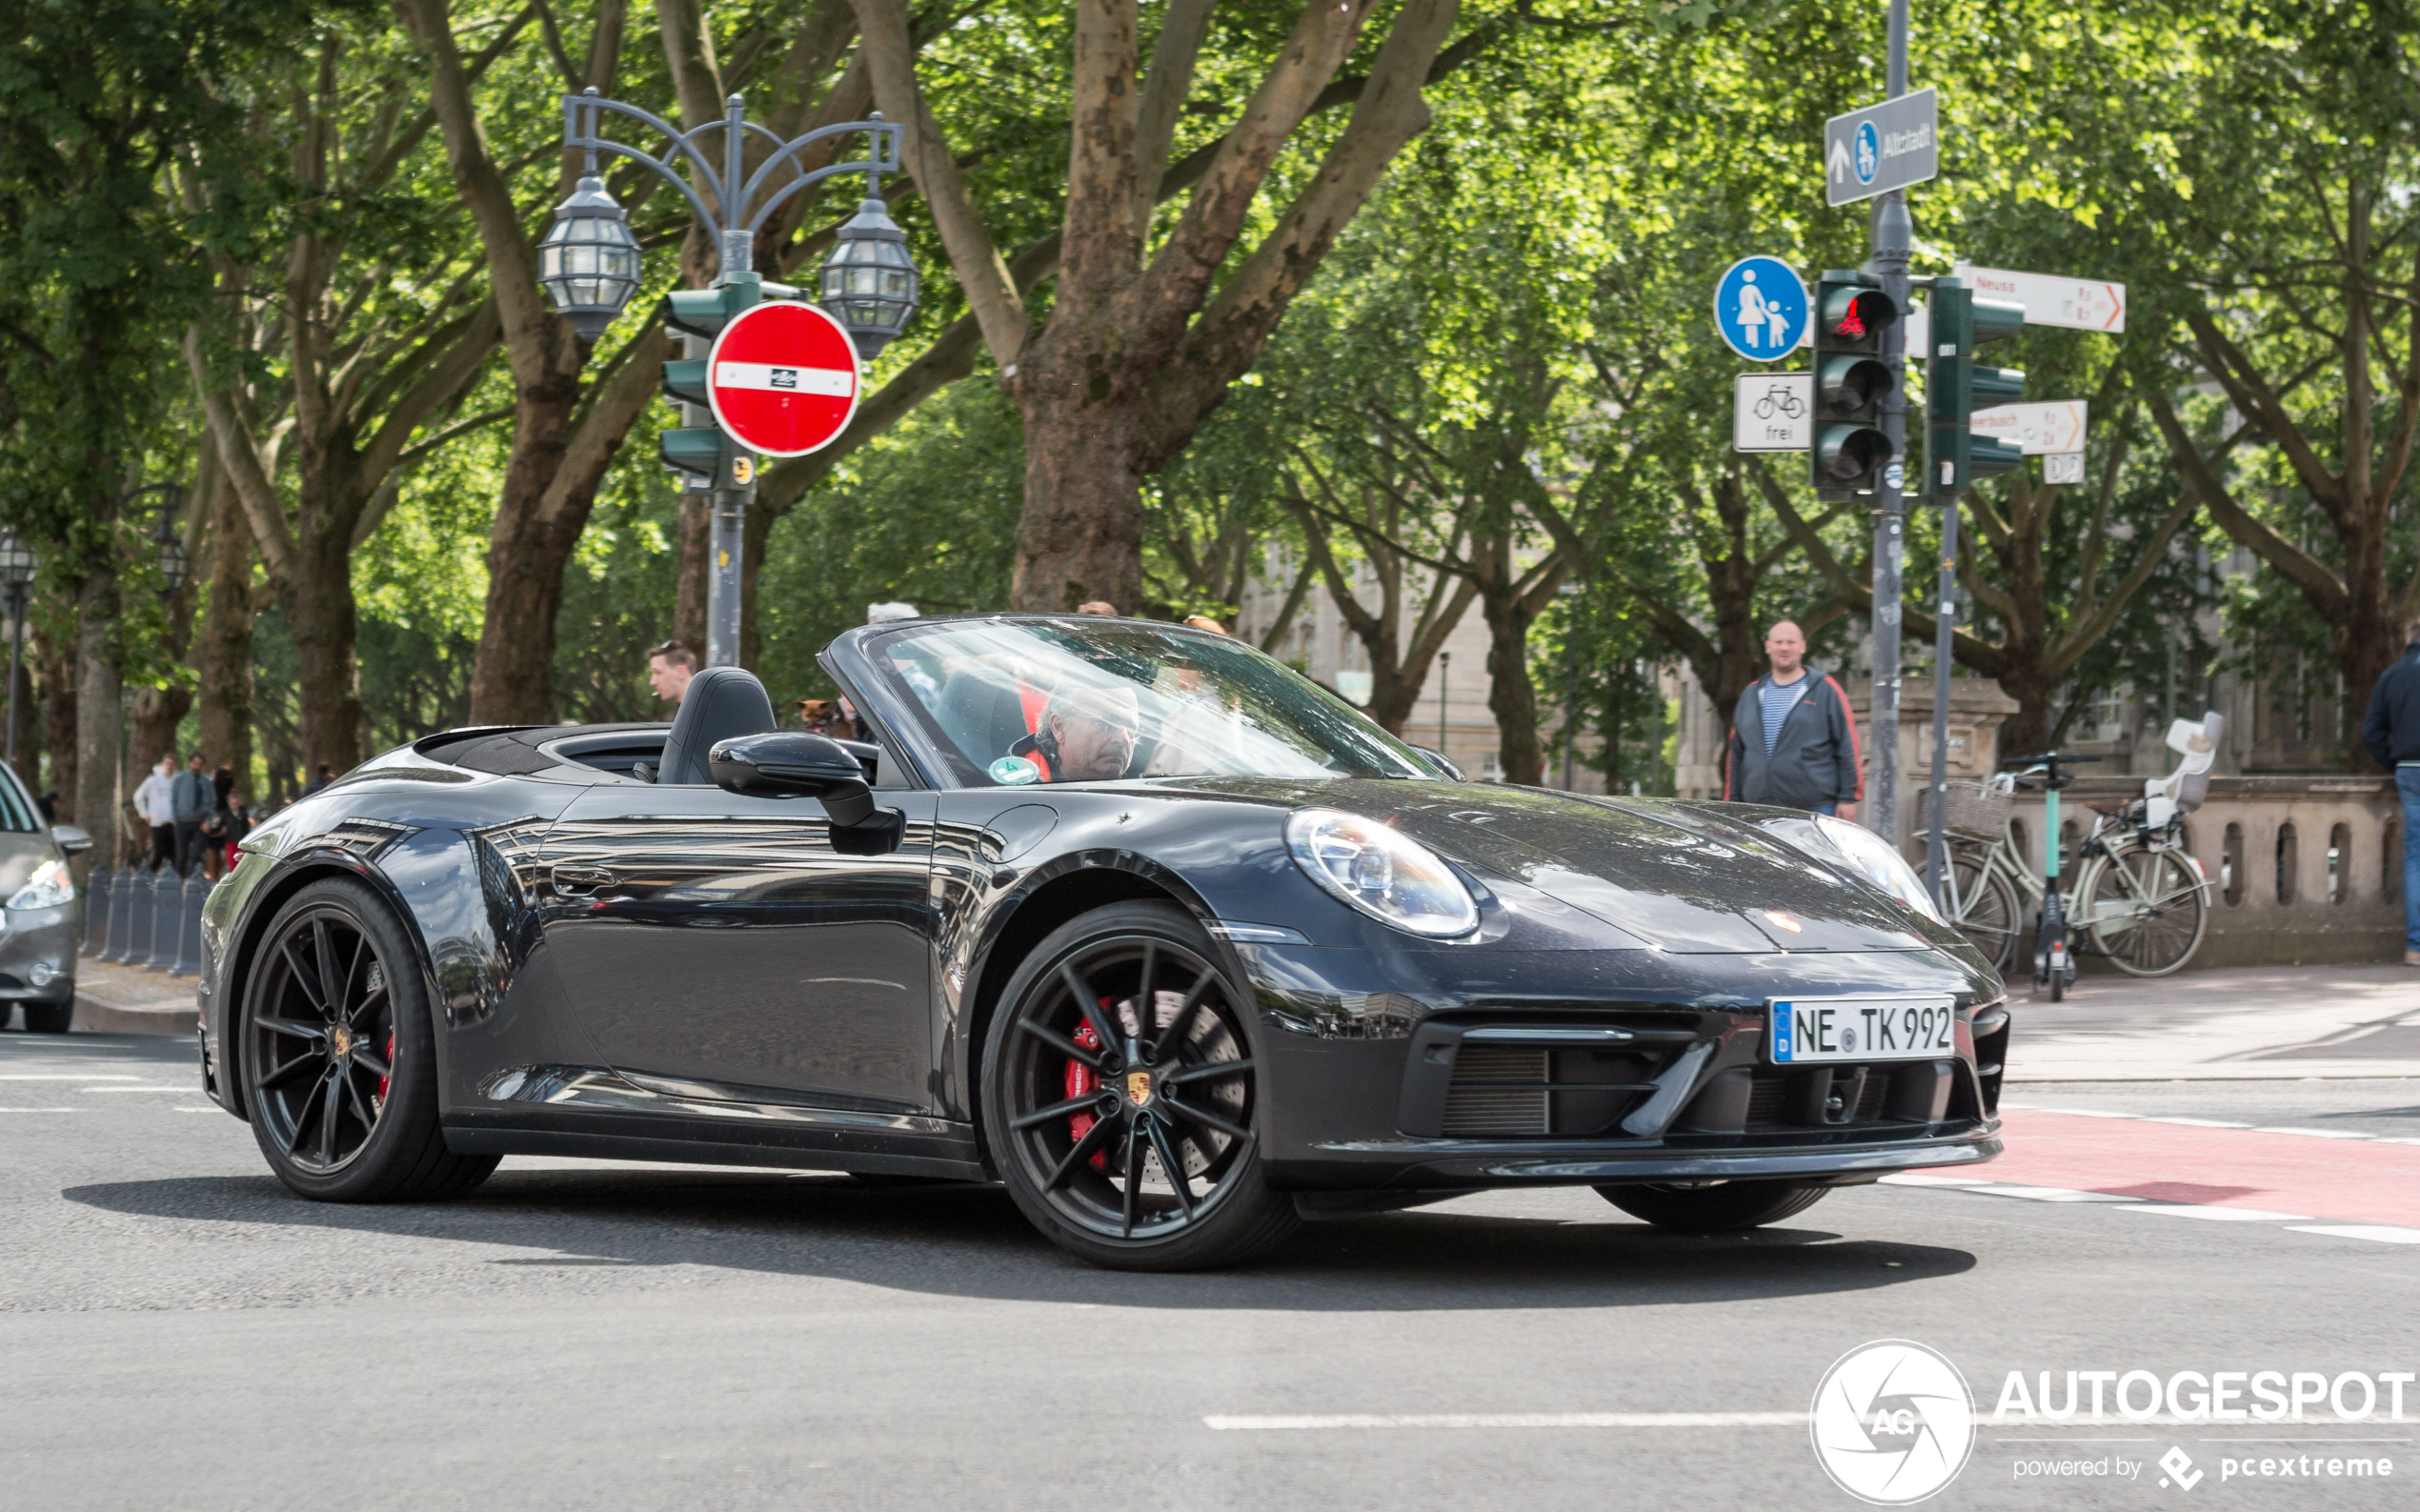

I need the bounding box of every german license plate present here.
[1769,997,1956,1064]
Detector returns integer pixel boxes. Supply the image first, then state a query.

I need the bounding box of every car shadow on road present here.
[62,1169,1974,1310]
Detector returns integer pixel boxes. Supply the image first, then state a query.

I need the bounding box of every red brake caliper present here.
[376,1032,394,1107]
[1065,1019,1109,1170]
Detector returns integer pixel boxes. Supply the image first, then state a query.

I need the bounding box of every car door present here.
[536,781,939,1113]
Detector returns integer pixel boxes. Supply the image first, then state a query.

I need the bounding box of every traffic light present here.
[1925,278,2027,498]
[1808,271,1901,498]
[655,274,775,486]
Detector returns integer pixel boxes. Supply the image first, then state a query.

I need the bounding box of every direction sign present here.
[1973,399,2087,455]
[1825,88,1939,207]
[1951,263,2126,333]
[1713,256,1809,363]
[1734,373,1812,453]
[705,300,861,457]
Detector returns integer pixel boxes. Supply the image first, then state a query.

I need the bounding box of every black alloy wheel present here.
[1596,1179,1830,1232]
[982,901,1298,1270]
[241,878,496,1202]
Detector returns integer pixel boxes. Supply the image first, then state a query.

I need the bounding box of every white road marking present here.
[0,1107,83,1113]
[1879,1172,1986,1186]
[2287,1225,2420,1244]
[2113,1204,2313,1222]
[0,1074,145,1080]
[1202,1413,1808,1431]
[80,1086,192,1093]
[2248,1126,2373,1139]
[1963,1184,2140,1202]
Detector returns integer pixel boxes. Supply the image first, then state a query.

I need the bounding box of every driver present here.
[1028,683,1139,782]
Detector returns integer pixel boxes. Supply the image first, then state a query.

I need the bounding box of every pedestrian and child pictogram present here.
[1712,255,1810,362]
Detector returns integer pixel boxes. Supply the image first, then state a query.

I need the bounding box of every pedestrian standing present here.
[171,753,212,875]
[131,756,176,871]
[300,763,335,796]
[1724,620,1863,819]
[2359,615,2420,965]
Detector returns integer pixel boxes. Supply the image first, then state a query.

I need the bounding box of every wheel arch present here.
[958,853,1235,1167]
[214,852,439,1122]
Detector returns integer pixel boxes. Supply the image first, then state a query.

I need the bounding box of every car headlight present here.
[1813,814,1943,924]
[8,858,74,911]
[1285,809,1479,938]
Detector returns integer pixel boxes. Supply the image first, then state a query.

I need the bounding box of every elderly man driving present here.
[1038,683,1139,782]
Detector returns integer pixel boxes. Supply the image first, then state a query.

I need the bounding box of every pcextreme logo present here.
[1811,1341,1978,1504]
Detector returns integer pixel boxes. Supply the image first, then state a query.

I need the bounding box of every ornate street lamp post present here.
[0,529,35,769]
[540,90,918,666]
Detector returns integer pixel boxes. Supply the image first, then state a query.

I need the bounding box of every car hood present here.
[1145,778,1933,954]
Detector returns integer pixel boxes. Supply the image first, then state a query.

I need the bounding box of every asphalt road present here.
[6,1031,2417,1511]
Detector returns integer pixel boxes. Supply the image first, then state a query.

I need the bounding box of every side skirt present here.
[443,1119,987,1180]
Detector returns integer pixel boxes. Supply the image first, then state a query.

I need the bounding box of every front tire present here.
[22,1000,73,1034]
[240,878,497,1202]
[1596,1179,1829,1231]
[981,901,1299,1271]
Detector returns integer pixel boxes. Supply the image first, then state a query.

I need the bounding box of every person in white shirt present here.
[131,756,176,871]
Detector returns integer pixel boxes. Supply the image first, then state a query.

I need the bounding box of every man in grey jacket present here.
[170,753,213,876]
[1724,621,1864,818]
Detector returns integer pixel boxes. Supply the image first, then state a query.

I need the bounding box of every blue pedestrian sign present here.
[1712,256,1809,362]
[1854,120,1880,185]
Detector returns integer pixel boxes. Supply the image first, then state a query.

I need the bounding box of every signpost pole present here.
[1865,0,1912,845]
[1924,494,1959,902]
[706,96,755,670]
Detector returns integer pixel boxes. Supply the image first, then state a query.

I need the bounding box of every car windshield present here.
[867,618,1433,788]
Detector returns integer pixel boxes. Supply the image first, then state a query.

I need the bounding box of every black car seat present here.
[655,667,778,784]
[934,667,1034,765]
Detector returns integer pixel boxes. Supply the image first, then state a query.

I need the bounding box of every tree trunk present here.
[7,649,32,796]
[1012,381,1144,614]
[37,616,73,822]
[464,397,585,725]
[71,571,122,884]
[287,527,363,775]
[742,494,778,672]
[196,473,255,794]
[1479,587,1544,786]
[674,493,709,658]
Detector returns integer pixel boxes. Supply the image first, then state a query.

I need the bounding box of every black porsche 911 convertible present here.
[198,614,2006,1270]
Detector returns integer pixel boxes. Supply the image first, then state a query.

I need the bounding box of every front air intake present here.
[1441,1046,1550,1136]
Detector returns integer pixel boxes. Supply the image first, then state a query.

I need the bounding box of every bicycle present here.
[1932,713,2224,992]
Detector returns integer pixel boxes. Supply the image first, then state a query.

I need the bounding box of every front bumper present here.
[1236,941,2007,1193]
[0,907,79,1001]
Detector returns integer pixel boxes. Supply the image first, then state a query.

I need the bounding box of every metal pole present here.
[1562,638,1578,791]
[1438,652,1450,753]
[1865,0,1912,843]
[1924,499,1960,901]
[704,92,753,669]
[4,584,22,769]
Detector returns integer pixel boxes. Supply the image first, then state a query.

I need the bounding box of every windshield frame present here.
[829,615,1439,791]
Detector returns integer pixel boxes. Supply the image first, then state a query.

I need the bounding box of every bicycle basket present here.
[1914,779,2012,839]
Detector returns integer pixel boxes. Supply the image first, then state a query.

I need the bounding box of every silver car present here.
[0,764,89,1033]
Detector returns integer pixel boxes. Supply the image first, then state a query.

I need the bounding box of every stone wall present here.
[1991,776,2405,969]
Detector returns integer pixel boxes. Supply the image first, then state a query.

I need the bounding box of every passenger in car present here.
[1026,684,1139,782]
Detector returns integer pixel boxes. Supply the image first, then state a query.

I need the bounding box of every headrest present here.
[657,667,777,785]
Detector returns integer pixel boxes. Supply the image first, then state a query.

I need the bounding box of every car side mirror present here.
[709,732,879,829]
[1411,746,1465,781]
[50,825,92,856]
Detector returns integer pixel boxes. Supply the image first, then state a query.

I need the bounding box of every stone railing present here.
[1988,776,2404,969]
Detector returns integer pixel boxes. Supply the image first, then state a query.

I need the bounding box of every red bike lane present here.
[1959,1108,2420,1226]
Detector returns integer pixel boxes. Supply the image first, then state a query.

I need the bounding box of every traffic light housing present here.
[1926,279,2027,498]
[1809,271,1901,498]
[655,274,785,487]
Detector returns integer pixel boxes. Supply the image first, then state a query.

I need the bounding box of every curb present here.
[72,992,197,1036]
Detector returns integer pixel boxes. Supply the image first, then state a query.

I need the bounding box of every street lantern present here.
[557,89,911,668]
[120,481,188,597]
[0,529,33,590]
[537,175,644,341]
[154,528,191,595]
[820,197,920,359]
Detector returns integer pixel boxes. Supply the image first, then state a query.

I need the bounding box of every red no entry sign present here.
[705,300,861,457]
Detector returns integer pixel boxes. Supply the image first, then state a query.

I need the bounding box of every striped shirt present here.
[1758,675,1811,754]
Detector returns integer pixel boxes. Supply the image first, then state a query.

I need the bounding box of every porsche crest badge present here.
[1125,1070,1154,1108]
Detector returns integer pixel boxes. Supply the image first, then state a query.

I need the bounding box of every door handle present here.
[550,863,618,897]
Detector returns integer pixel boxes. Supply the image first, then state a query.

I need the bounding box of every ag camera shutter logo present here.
[1811,1340,1977,1503]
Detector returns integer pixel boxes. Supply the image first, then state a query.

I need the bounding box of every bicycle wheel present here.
[2084,844,2208,977]
[1944,843,2020,972]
